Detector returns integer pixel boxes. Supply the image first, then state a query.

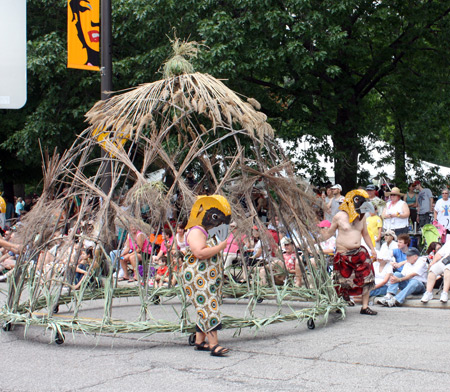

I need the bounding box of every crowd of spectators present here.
[317,180,450,306]
[1,178,449,309]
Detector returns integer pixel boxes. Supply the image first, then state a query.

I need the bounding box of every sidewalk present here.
[372,289,449,308]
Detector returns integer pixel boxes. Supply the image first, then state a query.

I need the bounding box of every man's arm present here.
[322,215,339,241]
[391,271,417,283]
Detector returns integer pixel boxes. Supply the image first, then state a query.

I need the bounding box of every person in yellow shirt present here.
[367,204,383,250]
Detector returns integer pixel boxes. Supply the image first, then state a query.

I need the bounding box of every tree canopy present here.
[1,0,450,195]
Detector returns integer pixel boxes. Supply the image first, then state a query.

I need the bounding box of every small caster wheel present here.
[307,319,315,330]
[188,333,196,346]
[256,298,263,304]
[152,296,160,305]
[2,322,12,332]
[53,305,59,314]
[55,331,65,345]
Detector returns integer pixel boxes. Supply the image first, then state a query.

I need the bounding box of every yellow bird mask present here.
[185,195,232,231]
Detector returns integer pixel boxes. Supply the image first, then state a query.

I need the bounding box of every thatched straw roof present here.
[86,72,274,146]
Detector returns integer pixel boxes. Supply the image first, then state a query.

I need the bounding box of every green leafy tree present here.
[3,0,450,198]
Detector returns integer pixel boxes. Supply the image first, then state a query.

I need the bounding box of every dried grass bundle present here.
[1,40,341,343]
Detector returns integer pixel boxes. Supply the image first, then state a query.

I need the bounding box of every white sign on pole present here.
[0,0,27,109]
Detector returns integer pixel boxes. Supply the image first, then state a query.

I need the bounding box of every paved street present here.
[1,288,450,392]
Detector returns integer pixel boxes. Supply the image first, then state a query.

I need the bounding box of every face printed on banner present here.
[79,0,100,52]
[68,0,100,69]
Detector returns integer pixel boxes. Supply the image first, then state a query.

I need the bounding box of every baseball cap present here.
[366,184,376,191]
[318,220,331,228]
[406,247,420,257]
[330,184,342,191]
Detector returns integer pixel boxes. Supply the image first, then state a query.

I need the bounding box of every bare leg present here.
[129,254,138,280]
[206,330,229,354]
[259,266,267,285]
[443,270,450,293]
[119,257,130,279]
[426,271,437,292]
[195,331,206,345]
[361,291,370,309]
[294,261,302,287]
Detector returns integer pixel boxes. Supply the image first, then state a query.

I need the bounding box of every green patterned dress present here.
[182,226,223,332]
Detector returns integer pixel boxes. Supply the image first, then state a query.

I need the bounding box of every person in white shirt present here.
[370,249,393,297]
[326,184,345,219]
[434,188,450,232]
[421,239,450,303]
[382,187,410,235]
[378,247,427,307]
[379,230,398,261]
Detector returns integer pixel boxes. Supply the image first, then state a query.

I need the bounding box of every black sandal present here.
[360,307,377,315]
[210,344,230,357]
[194,341,210,351]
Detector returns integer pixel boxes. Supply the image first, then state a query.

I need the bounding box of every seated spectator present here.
[379,230,398,260]
[73,247,94,289]
[421,240,450,303]
[390,233,410,272]
[370,249,393,298]
[438,266,450,303]
[154,256,169,287]
[0,232,24,281]
[267,216,281,246]
[378,247,427,307]
[223,221,241,280]
[249,226,263,262]
[259,238,302,286]
[174,222,187,254]
[425,241,442,264]
[170,251,183,286]
[153,227,174,262]
[119,226,151,282]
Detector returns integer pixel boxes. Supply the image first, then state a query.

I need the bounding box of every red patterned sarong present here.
[333,246,375,299]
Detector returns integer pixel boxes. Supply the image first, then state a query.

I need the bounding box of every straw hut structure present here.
[0,41,344,343]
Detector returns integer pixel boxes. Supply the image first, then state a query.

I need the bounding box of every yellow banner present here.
[67,0,100,71]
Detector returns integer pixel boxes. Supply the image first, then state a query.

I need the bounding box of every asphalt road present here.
[1,290,449,392]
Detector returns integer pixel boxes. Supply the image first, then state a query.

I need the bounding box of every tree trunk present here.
[331,108,360,193]
[2,181,14,202]
[393,125,407,189]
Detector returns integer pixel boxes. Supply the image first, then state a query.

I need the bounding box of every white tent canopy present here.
[281,136,450,184]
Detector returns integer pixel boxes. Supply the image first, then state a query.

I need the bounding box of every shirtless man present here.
[322,189,378,315]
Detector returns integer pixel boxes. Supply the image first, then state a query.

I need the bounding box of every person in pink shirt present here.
[223,222,244,281]
[153,227,174,262]
[119,226,151,282]
[259,238,302,287]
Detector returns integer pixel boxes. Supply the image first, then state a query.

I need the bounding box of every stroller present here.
[421,223,442,253]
